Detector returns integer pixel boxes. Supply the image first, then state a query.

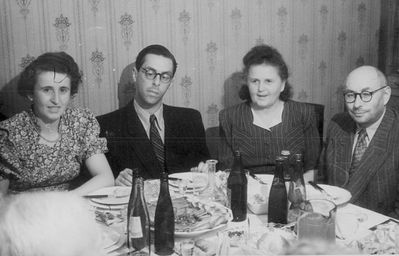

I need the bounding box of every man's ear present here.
[383,86,391,105]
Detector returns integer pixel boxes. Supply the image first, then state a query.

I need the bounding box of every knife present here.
[83,194,109,199]
[308,181,337,200]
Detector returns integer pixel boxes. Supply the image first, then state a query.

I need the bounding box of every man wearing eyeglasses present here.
[321,65,399,218]
[97,44,210,182]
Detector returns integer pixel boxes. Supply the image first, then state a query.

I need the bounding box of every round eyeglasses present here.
[343,86,388,103]
[140,67,173,84]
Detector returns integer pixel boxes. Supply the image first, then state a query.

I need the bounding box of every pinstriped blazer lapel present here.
[346,109,395,202]
[333,117,355,183]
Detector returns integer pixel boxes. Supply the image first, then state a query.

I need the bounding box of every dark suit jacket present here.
[322,107,399,218]
[97,101,210,179]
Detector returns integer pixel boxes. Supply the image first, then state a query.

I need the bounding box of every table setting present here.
[85,164,399,255]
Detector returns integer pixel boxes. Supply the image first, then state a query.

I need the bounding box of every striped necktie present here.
[149,114,165,169]
[349,129,368,176]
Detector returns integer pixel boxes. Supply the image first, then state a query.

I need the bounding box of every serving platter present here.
[147,196,232,238]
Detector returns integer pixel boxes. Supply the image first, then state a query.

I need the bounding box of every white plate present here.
[88,186,131,205]
[100,225,121,250]
[169,172,208,191]
[90,200,127,210]
[306,184,352,206]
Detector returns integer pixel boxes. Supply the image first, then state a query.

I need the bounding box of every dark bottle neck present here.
[274,160,285,180]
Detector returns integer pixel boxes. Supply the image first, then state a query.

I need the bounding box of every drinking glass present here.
[297,199,336,243]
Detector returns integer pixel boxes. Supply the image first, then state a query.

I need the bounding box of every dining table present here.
[87,172,398,255]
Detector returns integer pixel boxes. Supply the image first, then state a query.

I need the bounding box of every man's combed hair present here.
[135,44,178,76]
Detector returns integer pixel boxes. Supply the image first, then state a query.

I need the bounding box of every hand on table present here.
[115,168,133,186]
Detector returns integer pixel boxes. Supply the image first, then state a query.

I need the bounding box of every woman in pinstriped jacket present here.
[219,44,321,176]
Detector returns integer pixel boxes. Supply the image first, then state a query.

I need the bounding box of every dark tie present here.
[150,114,165,169]
[349,129,368,175]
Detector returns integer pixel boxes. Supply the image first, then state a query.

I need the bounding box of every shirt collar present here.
[133,100,164,131]
[356,107,386,141]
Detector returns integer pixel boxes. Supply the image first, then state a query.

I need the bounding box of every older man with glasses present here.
[97,45,210,183]
[320,65,399,218]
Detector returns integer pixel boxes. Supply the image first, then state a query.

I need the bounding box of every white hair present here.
[0,191,106,256]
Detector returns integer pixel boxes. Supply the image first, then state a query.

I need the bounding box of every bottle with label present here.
[268,156,288,224]
[126,168,150,255]
[227,150,247,222]
[287,153,307,223]
[154,172,175,255]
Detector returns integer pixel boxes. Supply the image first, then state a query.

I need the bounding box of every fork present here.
[247,170,268,185]
[308,181,338,200]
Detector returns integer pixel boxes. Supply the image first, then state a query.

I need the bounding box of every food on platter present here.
[147,197,231,233]
[239,225,296,255]
[256,227,296,255]
[95,210,124,226]
[358,221,399,254]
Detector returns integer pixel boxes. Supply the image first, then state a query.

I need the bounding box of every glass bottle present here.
[227,150,247,222]
[268,156,288,224]
[287,153,307,223]
[126,168,150,255]
[280,150,292,182]
[154,172,175,255]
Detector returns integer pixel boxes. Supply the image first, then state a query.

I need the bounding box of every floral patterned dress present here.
[0,108,108,193]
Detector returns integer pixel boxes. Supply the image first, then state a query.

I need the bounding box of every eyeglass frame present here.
[140,67,173,84]
[343,85,388,103]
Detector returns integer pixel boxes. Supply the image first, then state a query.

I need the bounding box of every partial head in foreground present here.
[0,191,105,256]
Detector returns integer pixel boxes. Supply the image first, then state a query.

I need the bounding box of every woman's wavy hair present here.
[239,44,292,102]
[17,52,82,97]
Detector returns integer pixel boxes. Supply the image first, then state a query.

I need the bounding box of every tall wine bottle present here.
[227,150,247,222]
[126,168,150,255]
[268,156,288,224]
[154,172,175,255]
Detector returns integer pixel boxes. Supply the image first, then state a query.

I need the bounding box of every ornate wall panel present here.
[0,0,382,134]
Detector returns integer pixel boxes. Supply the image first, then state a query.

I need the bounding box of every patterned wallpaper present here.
[0,0,381,131]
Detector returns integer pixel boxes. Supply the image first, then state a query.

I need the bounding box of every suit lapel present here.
[125,101,162,177]
[346,109,394,202]
[333,117,355,184]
